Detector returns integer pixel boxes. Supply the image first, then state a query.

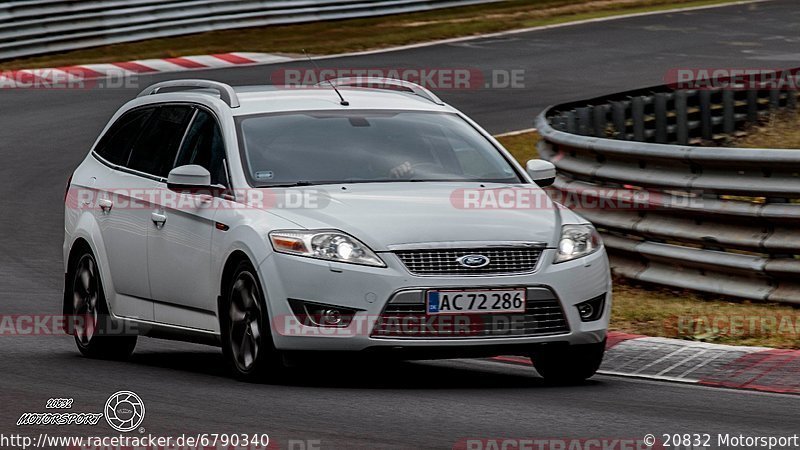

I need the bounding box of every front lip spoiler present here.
[284,341,571,361]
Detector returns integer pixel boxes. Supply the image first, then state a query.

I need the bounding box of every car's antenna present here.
[303,49,349,106]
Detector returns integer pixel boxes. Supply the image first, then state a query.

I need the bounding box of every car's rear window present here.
[236,110,521,187]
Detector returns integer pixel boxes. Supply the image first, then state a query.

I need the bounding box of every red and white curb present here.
[494,331,800,395]
[0,52,291,86]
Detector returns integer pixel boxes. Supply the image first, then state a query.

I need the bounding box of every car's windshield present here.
[236,110,522,186]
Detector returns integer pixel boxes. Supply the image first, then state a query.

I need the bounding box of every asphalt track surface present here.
[0,1,798,448]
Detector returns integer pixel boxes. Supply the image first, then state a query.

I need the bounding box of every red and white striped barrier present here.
[0,52,291,87]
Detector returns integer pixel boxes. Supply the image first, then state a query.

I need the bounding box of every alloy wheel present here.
[228,271,263,372]
[72,254,99,347]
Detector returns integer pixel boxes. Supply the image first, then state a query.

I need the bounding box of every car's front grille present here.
[394,247,543,276]
[370,287,570,339]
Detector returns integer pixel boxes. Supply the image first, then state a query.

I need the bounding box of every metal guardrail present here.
[0,0,500,61]
[536,73,800,304]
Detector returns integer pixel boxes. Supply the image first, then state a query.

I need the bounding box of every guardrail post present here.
[593,105,608,138]
[612,101,627,140]
[632,97,645,141]
[700,90,712,140]
[565,111,577,134]
[723,90,735,136]
[577,107,593,136]
[769,88,781,110]
[675,91,689,145]
[550,115,563,131]
[654,93,668,144]
[747,89,759,122]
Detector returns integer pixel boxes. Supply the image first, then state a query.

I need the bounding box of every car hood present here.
[263,183,563,251]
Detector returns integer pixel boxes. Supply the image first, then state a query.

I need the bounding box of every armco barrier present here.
[0,0,500,61]
[535,72,800,304]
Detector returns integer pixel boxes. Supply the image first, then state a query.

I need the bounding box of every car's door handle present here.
[98,198,113,213]
[151,212,167,228]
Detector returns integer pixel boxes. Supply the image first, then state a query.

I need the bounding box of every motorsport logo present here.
[104,391,146,432]
[17,390,145,432]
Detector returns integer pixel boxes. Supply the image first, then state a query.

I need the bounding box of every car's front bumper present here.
[259,248,611,352]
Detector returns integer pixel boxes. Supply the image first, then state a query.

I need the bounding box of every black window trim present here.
[92,102,233,190]
[174,105,233,190]
[172,107,199,170]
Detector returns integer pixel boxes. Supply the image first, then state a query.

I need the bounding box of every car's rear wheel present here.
[69,251,137,359]
[531,339,606,384]
[220,260,284,381]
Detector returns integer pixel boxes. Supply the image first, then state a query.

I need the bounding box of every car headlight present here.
[554,224,602,263]
[269,230,385,267]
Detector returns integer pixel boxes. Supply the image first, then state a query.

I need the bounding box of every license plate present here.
[426,289,526,315]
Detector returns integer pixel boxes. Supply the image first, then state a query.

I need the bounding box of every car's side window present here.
[174,109,228,187]
[94,108,155,166]
[126,105,194,178]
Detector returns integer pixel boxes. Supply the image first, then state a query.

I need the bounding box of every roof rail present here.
[317,77,444,105]
[137,79,240,108]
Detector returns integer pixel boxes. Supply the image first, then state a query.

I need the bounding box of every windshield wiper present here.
[262,181,316,188]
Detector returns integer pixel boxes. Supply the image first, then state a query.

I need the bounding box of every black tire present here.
[68,250,137,360]
[219,260,284,381]
[531,339,606,384]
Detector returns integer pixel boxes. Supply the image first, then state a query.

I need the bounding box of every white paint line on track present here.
[494,128,537,137]
[636,336,772,353]
[631,346,690,375]
[596,370,701,383]
[656,348,707,377]
[232,52,293,64]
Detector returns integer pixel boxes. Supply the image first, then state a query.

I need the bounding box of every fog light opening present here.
[575,294,605,322]
[288,299,356,328]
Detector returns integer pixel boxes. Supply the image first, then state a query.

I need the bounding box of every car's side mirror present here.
[526,159,556,187]
[167,165,212,191]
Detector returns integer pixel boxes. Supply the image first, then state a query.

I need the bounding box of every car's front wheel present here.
[531,339,606,384]
[69,250,137,359]
[220,260,284,381]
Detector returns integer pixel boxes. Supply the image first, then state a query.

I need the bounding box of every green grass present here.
[735,111,800,149]
[495,130,541,161]
[0,0,745,70]
[612,281,799,349]
[496,131,800,349]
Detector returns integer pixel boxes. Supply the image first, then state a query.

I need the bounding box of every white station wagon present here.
[63,78,611,382]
